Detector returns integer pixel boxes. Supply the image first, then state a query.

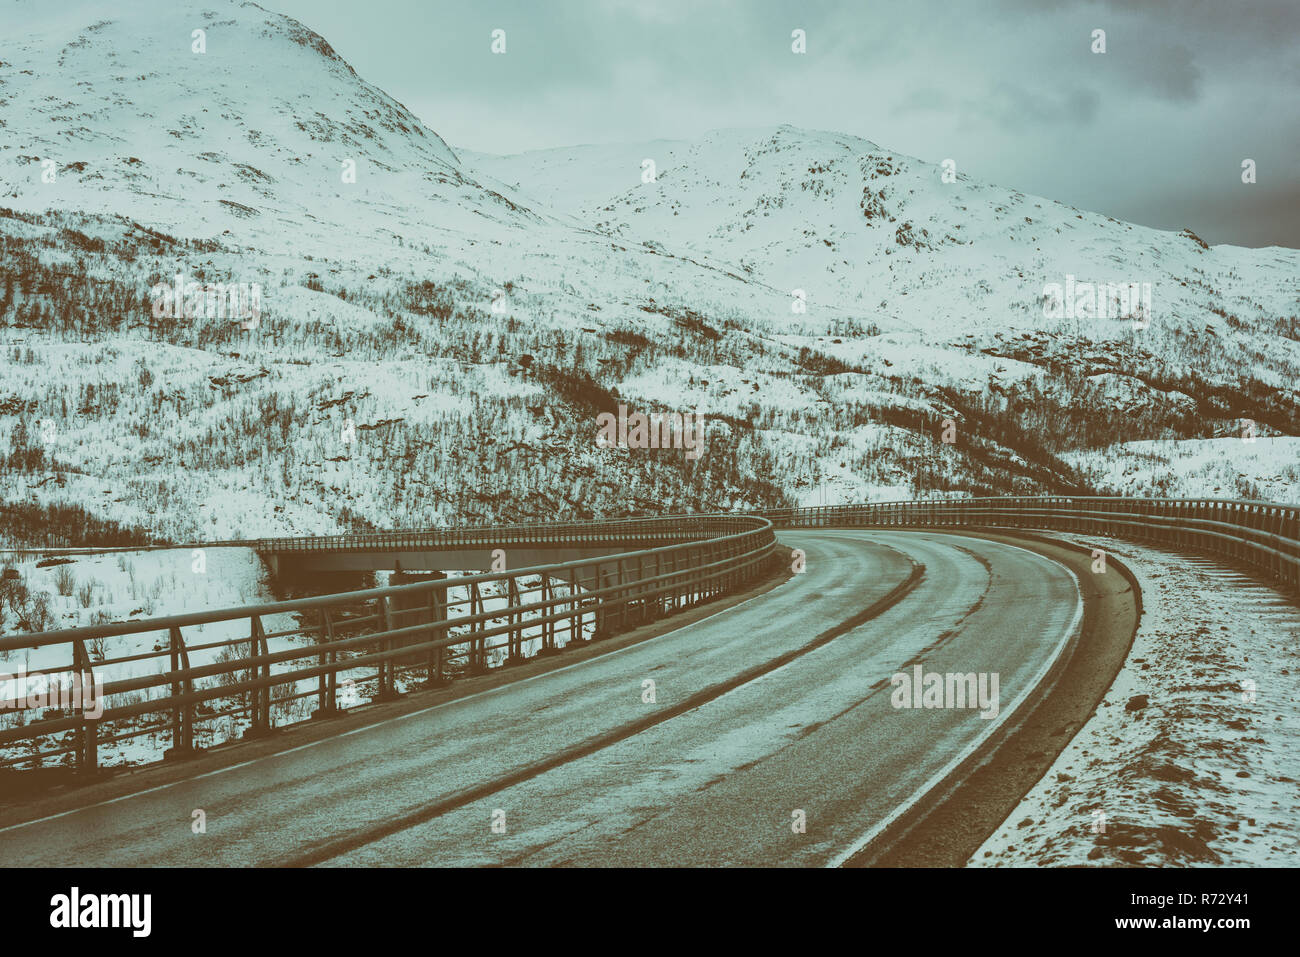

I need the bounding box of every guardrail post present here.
[426,582,448,685]
[635,554,649,624]
[691,547,703,604]
[617,559,631,632]
[586,564,604,639]
[1241,505,1252,563]
[468,582,488,673]
[1291,509,1300,593]
[506,576,524,664]
[626,557,638,623]
[595,563,617,639]
[374,595,403,698]
[245,615,273,737]
[678,552,690,607]
[312,607,338,719]
[1209,501,1221,557]
[1279,508,1289,585]
[569,568,585,645]
[539,575,556,654]
[668,551,680,611]
[653,552,666,618]
[72,637,98,775]
[164,625,195,759]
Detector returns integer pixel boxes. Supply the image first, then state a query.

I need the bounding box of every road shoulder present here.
[843,527,1141,867]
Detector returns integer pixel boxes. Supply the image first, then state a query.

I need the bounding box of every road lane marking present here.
[825,537,1084,868]
[272,558,926,866]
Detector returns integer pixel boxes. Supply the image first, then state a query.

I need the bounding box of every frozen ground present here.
[0,546,281,646]
[970,536,1300,866]
[1,546,295,767]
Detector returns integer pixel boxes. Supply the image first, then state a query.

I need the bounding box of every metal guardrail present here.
[0,515,778,773]
[257,515,756,553]
[2,496,1297,777]
[756,495,1300,592]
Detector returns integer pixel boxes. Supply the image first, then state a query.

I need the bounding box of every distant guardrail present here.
[755,496,1300,592]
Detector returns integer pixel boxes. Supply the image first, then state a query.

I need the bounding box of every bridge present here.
[0,497,1296,865]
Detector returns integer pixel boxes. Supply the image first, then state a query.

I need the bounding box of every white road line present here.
[824,536,1085,868]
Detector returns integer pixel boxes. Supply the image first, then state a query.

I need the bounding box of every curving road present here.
[0,530,1081,867]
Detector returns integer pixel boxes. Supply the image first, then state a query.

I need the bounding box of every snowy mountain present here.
[1,0,1297,550]
[469,124,1299,352]
[0,0,545,253]
[470,125,1300,495]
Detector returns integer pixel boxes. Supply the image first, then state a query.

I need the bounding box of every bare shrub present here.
[53,564,76,596]
[27,592,54,632]
[53,564,76,597]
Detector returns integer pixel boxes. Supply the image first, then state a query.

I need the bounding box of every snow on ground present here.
[0,546,298,767]
[1065,437,1300,504]
[0,546,286,665]
[470,125,1300,347]
[5,1,1297,548]
[970,537,1300,866]
[1,0,1296,784]
[620,358,817,419]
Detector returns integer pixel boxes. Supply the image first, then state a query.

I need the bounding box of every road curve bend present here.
[0,529,1107,867]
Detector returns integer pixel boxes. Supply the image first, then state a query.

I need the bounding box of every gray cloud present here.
[260,0,1299,247]
[964,83,1102,129]
[1128,43,1201,102]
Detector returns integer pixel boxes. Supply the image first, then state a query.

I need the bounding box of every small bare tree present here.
[53,564,75,597]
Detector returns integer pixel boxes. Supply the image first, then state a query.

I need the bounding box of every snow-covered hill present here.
[0,0,1296,557]
[469,125,1300,346]
[0,0,546,254]
[469,125,1300,495]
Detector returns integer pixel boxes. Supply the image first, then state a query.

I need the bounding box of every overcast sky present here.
[263,0,1299,248]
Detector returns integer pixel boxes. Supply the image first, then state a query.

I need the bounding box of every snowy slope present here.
[469,125,1300,364]
[471,125,1300,477]
[0,0,1295,553]
[0,0,550,257]
[972,536,1300,867]
[0,0,799,322]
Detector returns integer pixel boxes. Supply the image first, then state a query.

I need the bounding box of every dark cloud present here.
[965,83,1102,129]
[999,0,1300,50]
[260,0,1298,247]
[1125,43,1201,102]
[1124,178,1300,252]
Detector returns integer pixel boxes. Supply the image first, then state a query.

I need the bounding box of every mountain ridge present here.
[0,0,1296,546]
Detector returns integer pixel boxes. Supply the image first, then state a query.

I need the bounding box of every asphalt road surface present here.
[0,530,1081,867]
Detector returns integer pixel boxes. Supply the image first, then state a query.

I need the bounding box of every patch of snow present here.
[971,538,1300,866]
